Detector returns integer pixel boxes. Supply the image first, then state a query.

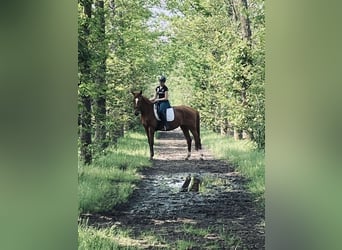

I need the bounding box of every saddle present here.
[153,104,175,121]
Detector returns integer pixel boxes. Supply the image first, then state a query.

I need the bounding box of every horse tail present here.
[196,111,202,149]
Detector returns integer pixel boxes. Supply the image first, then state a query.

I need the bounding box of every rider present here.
[150,75,171,131]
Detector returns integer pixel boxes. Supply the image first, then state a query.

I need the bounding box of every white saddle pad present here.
[166,108,175,121]
[153,104,174,122]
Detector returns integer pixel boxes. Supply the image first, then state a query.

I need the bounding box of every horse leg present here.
[181,126,192,160]
[148,127,155,160]
[145,126,155,160]
[189,127,200,150]
[189,127,204,160]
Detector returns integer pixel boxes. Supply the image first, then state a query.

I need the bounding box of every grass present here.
[202,130,265,206]
[200,175,231,193]
[79,221,242,250]
[175,239,194,250]
[181,224,242,249]
[78,222,126,250]
[183,224,210,237]
[78,222,142,250]
[79,220,170,249]
[78,131,151,214]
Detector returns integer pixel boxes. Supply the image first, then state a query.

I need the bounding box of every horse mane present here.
[141,95,153,105]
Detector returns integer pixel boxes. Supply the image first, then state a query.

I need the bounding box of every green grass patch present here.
[218,226,243,249]
[182,224,241,249]
[79,131,151,214]
[175,239,195,250]
[78,222,143,250]
[202,130,265,206]
[78,220,170,249]
[183,224,210,237]
[200,175,231,193]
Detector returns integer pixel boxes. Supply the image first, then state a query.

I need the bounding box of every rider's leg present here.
[160,111,167,130]
[159,102,168,130]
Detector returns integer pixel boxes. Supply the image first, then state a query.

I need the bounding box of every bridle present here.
[133,95,142,116]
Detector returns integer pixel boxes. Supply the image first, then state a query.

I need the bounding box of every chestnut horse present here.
[132,91,202,160]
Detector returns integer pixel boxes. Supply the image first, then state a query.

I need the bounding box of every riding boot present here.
[163,121,169,131]
[160,111,167,131]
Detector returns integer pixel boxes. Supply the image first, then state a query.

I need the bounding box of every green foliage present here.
[161,0,265,149]
[78,0,164,162]
[78,0,265,161]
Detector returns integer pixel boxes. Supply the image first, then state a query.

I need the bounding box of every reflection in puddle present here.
[129,172,240,217]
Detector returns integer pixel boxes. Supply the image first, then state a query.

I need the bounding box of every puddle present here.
[144,172,237,193]
[128,172,242,219]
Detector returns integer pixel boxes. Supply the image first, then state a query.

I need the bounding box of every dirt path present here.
[85,129,265,249]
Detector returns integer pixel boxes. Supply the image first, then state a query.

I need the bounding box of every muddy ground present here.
[83,129,265,249]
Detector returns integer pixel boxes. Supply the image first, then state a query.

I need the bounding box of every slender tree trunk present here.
[80,96,92,164]
[234,128,242,140]
[240,0,252,139]
[226,0,239,22]
[234,0,253,140]
[94,0,108,150]
[239,0,252,43]
[79,0,93,164]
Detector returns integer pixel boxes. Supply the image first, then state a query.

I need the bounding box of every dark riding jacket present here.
[155,85,171,124]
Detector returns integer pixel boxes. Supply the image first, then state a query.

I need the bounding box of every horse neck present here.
[140,96,154,116]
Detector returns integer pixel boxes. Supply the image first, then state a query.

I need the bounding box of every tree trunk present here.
[234,128,242,140]
[226,0,239,22]
[240,0,252,139]
[79,0,93,164]
[94,0,108,150]
[80,96,92,164]
[238,0,252,43]
[234,0,252,140]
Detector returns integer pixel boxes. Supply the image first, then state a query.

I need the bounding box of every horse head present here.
[131,90,143,116]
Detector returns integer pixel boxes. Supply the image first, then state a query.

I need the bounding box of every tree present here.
[93,0,108,150]
[233,0,252,140]
[78,0,93,164]
[153,0,265,148]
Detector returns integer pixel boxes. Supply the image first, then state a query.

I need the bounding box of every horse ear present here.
[131,91,135,95]
[139,90,142,95]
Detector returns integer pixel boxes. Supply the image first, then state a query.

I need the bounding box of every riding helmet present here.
[159,75,166,83]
